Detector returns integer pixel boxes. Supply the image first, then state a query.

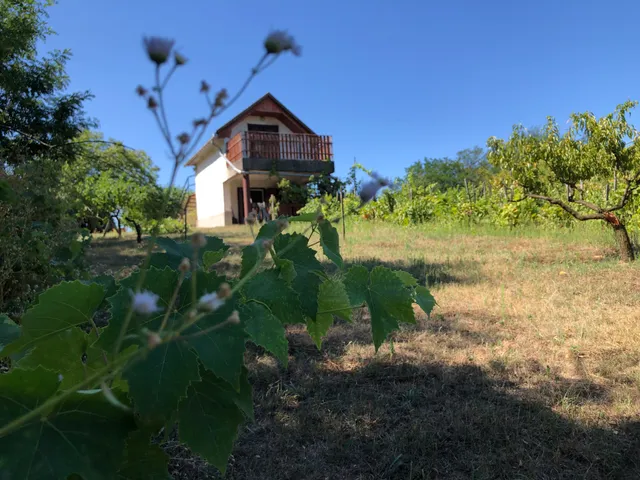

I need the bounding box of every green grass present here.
[88,222,640,479]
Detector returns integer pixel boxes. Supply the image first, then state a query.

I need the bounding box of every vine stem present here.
[158,270,186,333]
[0,347,140,439]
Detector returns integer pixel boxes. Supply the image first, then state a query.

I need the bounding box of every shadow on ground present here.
[221,357,639,480]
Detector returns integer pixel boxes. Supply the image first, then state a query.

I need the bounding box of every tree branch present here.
[527,193,605,221]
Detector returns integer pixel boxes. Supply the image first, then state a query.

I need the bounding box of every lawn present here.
[88,222,640,479]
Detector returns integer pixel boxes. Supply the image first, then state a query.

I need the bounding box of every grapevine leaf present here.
[182,302,247,388]
[118,430,170,480]
[343,265,369,306]
[150,236,229,269]
[178,369,252,473]
[240,244,264,279]
[415,285,437,318]
[288,212,318,222]
[394,270,418,287]
[308,279,352,348]
[240,302,289,366]
[243,270,304,324]
[344,265,415,351]
[177,269,228,313]
[88,274,118,301]
[0,314,20,354]
[17,328,106,390]
[255,220,280,240]
[318,220,343,268]
[274,233,323,319]
[276,258,297,284]
[0,367,135,480]
[203,249,225,269]
[3,281,105,357]
[97,267,179,353]
[123,339,200,420]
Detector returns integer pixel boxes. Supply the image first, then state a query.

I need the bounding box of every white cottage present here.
[185,93,334,227]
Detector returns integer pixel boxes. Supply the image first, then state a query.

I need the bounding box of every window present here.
[247,123,279,133]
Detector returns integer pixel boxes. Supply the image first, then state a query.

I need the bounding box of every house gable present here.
[216,93,315,138]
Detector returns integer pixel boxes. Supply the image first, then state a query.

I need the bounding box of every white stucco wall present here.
[194,142,235,228]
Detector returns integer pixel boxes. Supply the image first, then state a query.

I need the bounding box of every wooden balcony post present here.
[242,173,251,223]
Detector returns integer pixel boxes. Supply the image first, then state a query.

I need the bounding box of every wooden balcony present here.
[227,132,334,175]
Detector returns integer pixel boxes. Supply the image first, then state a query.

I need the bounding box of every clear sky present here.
[44,0,640,187]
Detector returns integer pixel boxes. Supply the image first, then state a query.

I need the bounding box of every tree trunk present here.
[612,223,634,262]
[126,217,143,244]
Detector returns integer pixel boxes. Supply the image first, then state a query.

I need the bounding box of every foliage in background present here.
[0,0,92,313]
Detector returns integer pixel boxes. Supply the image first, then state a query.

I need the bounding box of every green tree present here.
[487,101,640,261]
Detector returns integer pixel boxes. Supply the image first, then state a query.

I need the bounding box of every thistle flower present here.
[131,290,162,315]
[199,292,224,312]
[143,36,175,65]
[178,257,191,272]
[264,30,301,56]
[177,132,191,145]
[174,51,187,66]
[214,88,228,108]
[136,85,148,97]
[200,80,210,93]
[191,232,207,249]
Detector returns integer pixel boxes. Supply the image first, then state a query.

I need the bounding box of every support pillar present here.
[242,173,251,223]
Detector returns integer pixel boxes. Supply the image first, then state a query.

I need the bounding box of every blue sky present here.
[44,0,640,187]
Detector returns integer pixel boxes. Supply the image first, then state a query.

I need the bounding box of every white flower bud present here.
[191,232,207,249]
[217,282,231,299]
[199,292,224,312]
[227,310,240,325]
[178,257,191,272]
[143,36,175,65]
[131,290,162,315]
[147,331,162,349]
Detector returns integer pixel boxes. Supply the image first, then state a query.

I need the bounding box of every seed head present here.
[143,36,175,65]
[136,85,148,97]
[193,118,207,128]
[191,232,207,249]
[177,132,191,145]
[246,212,257,225]
[217,282,231,299]
[259,238,273,251]
[276,218,289,232]
[199,292,224,312]
[227,310,240,325]
[214,88,228,108]
[131,290,162,315]
[147,96,158,109]
[174,51,187,66]
[264,30,301,56]
[147,331,162,349]
[178,257,191,272]
[200,80,210,93]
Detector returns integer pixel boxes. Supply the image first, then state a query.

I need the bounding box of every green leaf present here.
[150,236,229,270]
[179,369,252,473]
[240,302,289,366]
[97,267,179,353]
[288,212,318,222]
[203,249,225,269]
[0,367,135,480]
[276,258,297,283]
[394,270,418,287]
[0,314,20,354]
[274,233,323,319]
[240,244,264,279]
[243,270,304,324]
[0,178,16,203]
[90,274,118,299]
[17,328,107,390]
[3,281,105,357]
[308,279,352,348]
[255,220,280,240]
[343,265,369,307]
[123,339,200,420]
[415,285,437,318]
[318,220,343,268]
[343,265,415,351]
[118,430,170,480]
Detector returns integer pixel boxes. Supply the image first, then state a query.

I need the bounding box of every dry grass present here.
[88,222,640,479]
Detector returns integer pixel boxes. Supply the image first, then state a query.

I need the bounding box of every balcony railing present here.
[227,131,333,165]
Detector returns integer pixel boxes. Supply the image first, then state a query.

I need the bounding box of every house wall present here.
[194,141,234,228]
[228,116,293,139]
